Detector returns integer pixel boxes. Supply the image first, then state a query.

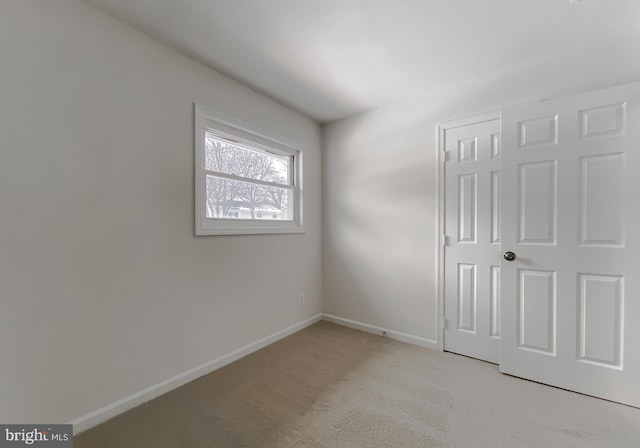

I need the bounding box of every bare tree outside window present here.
[204,134,292,220]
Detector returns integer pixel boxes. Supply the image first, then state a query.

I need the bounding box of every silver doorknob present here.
[503,251,516,261]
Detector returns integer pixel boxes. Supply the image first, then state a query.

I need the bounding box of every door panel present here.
[444,118,500,363]
[500,82,640,407]
[490,171,501,244]
[577,273,623,368]
[518,160,557,244]
[458,174,477,243]
[580,154,624,246]
[517,269,556,355]
[490,265,500,338]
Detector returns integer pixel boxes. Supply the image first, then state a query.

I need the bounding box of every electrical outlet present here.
[299,293,305,304]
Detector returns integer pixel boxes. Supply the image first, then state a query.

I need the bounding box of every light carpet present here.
[75,321,640,447]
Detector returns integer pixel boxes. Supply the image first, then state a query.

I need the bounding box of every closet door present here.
[500,82,640,407]
[443,118,501,363]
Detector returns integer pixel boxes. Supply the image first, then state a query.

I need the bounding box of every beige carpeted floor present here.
[75,321,640,447]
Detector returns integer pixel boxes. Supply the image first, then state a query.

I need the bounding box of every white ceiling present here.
[80,0,640,123]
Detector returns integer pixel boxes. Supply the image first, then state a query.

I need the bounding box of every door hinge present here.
[443,318,449,330]
[441,235,449,246]
[443,151,451,162]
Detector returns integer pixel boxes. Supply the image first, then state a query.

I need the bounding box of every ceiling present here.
[80,0,640,123]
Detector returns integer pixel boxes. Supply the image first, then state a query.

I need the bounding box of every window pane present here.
[205,175,292,221]
[205,133,290,185]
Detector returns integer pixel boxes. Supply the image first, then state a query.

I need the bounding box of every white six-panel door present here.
[443,118,501,363]
[499,82,640,407]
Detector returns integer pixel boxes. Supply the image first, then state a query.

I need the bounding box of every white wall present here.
[322,36,640,344]
[0,0,321,425]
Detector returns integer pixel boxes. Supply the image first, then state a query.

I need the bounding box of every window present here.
[195,104,303,235]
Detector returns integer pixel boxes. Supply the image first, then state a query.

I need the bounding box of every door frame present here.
[436,110,501,351]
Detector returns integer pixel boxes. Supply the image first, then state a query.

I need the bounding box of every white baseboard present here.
[69,313,322,434]
[321,314,438,349]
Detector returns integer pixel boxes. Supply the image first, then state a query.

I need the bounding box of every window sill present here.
[196,221,305,236]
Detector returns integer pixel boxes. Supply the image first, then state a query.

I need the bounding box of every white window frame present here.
[195,103,304,236]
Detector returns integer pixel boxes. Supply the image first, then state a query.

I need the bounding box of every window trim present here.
[195,103,304,236]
